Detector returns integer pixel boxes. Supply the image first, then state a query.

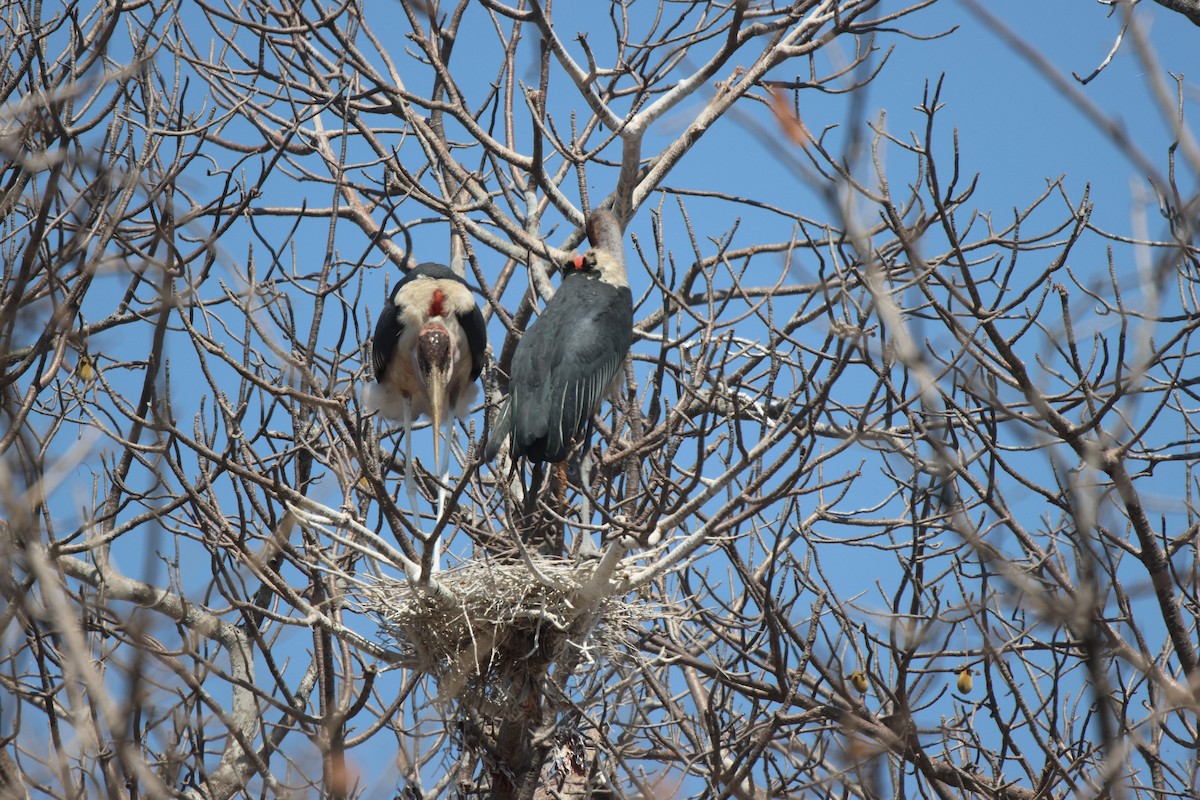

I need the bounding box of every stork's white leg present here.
[577,446,593,525]
[400,399,439,576]
[402,400,421,529]
[427,422,453,573]
[428,421,454,572]
[436,422,453,521]
[576,445,601,558]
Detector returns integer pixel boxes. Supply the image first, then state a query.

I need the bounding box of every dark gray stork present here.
[368,262,486,567]
[485,209,633,469]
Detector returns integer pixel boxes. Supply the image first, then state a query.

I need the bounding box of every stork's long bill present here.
[417,323,453,468]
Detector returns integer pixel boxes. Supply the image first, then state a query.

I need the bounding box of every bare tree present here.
[1146,0,1200,26]
[1,0,1197,798]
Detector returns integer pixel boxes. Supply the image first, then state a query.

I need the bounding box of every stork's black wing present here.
[372,287,403,381]
[459,302,487,381]
[508,271,633,462]
[546,283,633,459]
[508,318,555,460]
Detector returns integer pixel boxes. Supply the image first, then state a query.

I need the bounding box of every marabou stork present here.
[368,262,487,568]
[485,210,633,539]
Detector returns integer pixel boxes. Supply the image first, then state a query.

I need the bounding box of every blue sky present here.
[669,0,1194,243]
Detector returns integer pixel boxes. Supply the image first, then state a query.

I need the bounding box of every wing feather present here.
[371,291,403,381]
[459,303,487,381]
[501,268,633,463]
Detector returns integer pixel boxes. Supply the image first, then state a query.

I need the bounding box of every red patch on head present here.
[429,288,447,318]
[572,255,586,271]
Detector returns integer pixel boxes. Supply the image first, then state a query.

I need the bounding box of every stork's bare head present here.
[417,325,451,378]
[570,247,628,289]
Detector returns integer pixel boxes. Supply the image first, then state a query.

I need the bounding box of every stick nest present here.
[364,559,650,712]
